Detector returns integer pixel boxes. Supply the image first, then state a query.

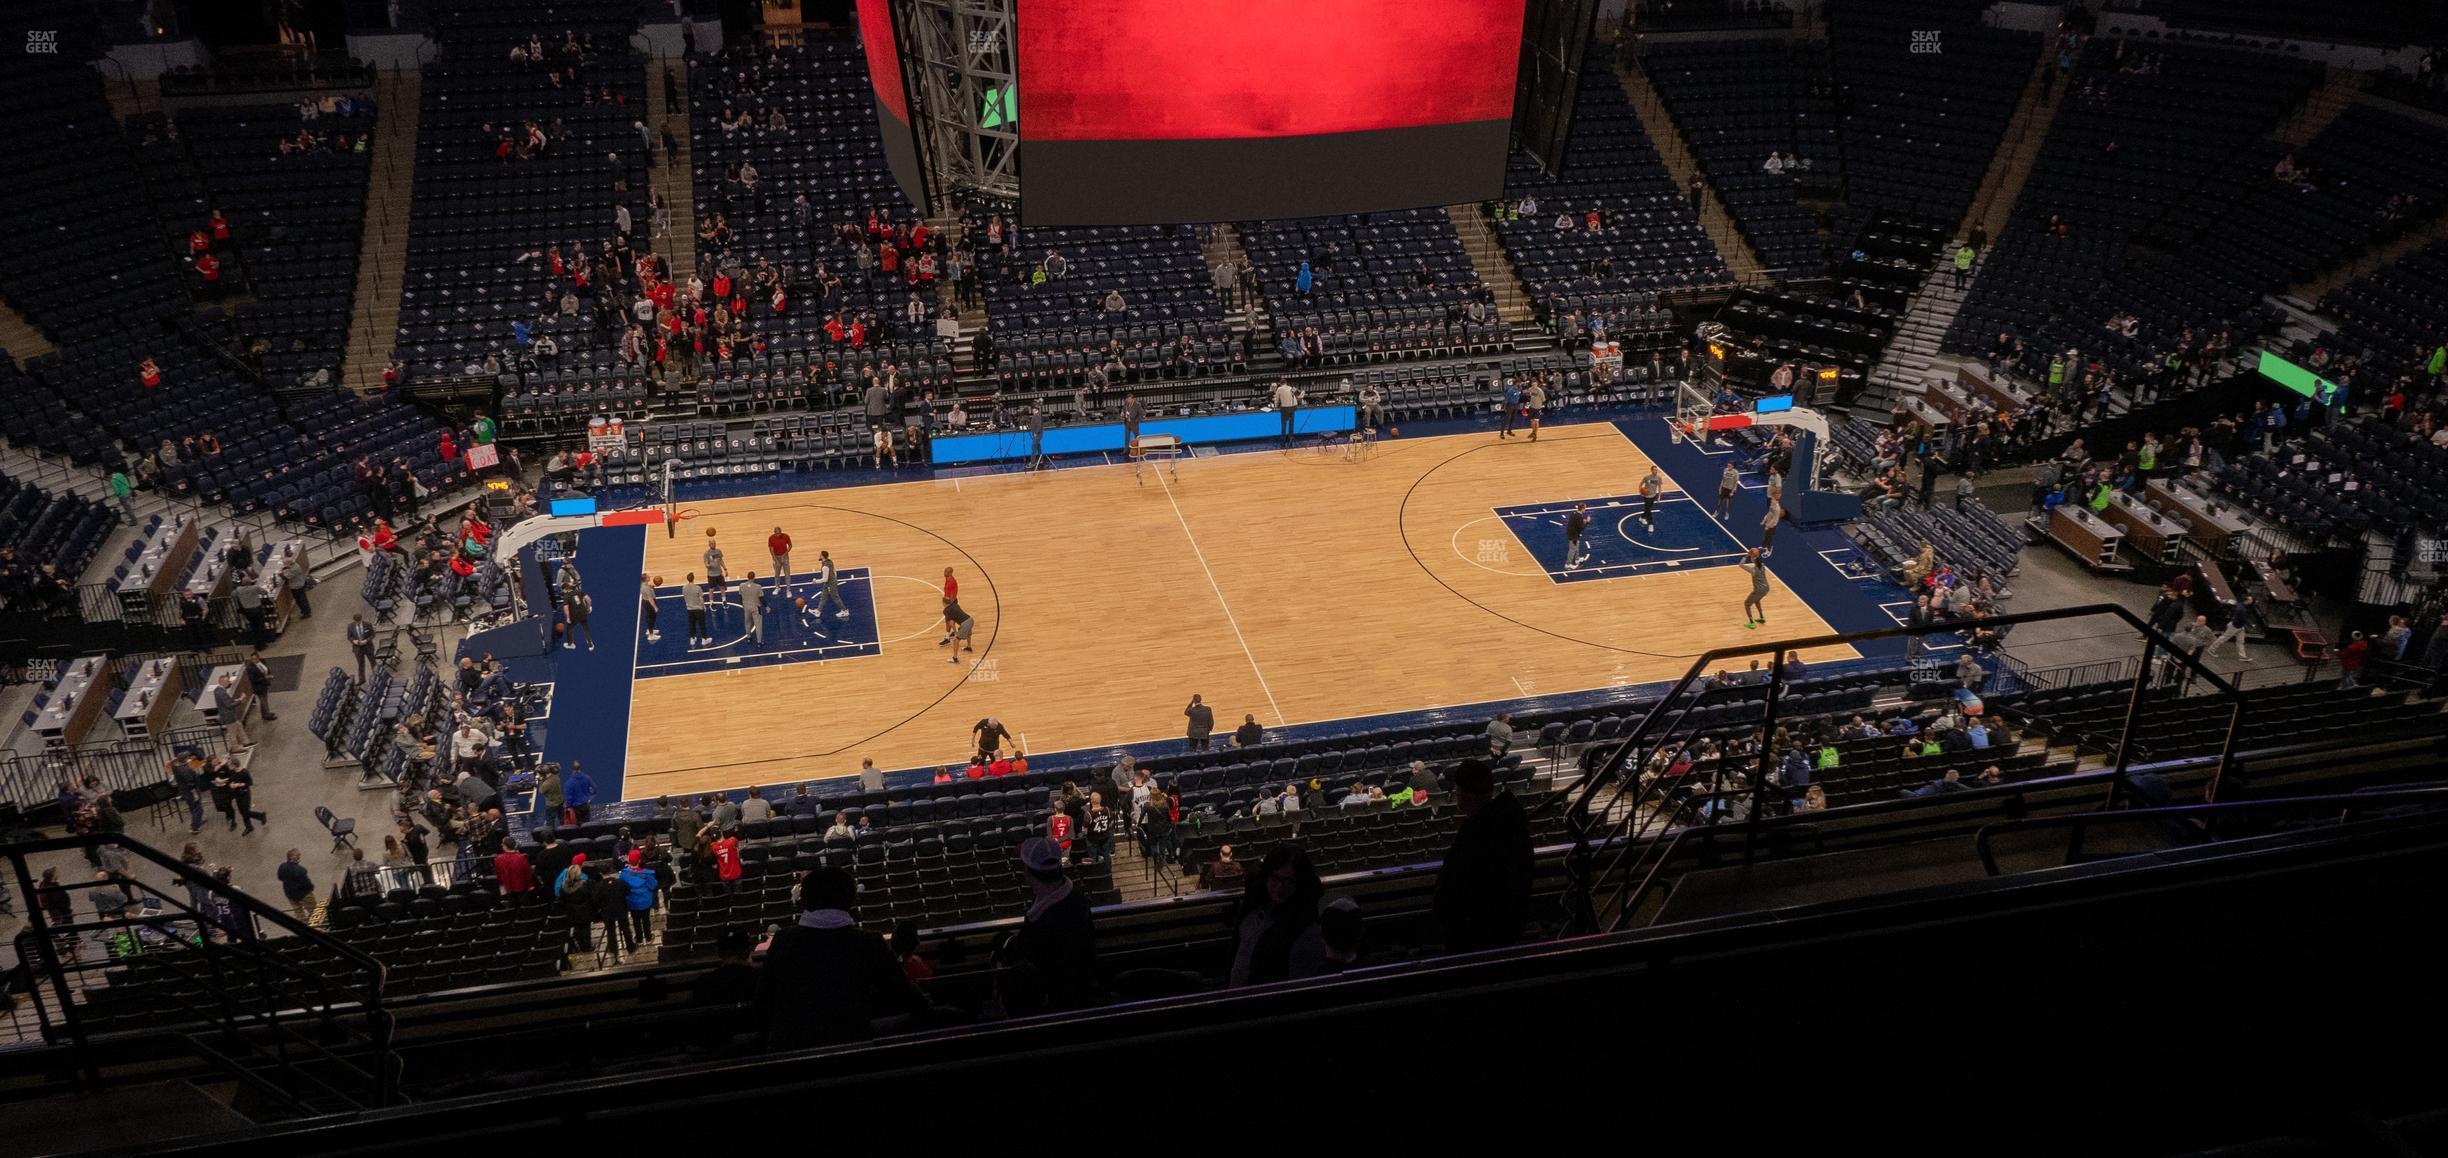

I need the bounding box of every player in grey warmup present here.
[812,550,849,619]
[1740,548,1770,627]
[739,572,766,646]
[1716,462,1740,518]
[1640,465,1664,530]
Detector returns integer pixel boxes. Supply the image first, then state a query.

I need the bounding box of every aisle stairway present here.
[1959,57,2066,246]
[1856,254,1968,419]
[2274,68,2369,150]
[1615,59,1770,283]
[0,296,56,368]
[1202,224,1272,364]
[339,66,419,396]
[644,55,697,283]
[1447,205,1537,323]
[2283,200,2448,305]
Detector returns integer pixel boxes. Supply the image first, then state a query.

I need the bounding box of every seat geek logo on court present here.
[1911,30,1941,54]
[26,30,60,53]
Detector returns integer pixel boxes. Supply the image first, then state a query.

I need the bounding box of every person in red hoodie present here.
[138,358,161,389]
[209,208,231,243]
[2337,631,2370,690]
[710,828,743,885]
[439,431,458,464]
[493,843,535,895]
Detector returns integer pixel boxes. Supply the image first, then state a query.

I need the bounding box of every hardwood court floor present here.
[619,421,1856,797]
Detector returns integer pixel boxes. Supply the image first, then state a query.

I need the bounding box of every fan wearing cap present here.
[1432,760,1535,952]
[757,867,931,1048]
[996,837,1101,1014]
[2336,631,2370,690]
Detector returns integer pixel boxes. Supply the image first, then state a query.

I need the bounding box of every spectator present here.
[693,928,760,1010]
[493,840,534,897]
[997,837,1100,1013]
[1432,760,1533,951]
[565,762,596,823]
[1232,713,1265,748]
[2338,632,2370,689]
[1904,768,1968,797]
[275,850,315,923]
[1227,845,1328,986]
[758,867,930,1047]
[1182,694,1214,751]
[619,853,659,945]
[1485,711,1515,756]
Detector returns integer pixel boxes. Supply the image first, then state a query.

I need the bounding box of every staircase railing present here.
[1560,602,2251,935]
[3,832,395,1111]
[1972,784,2448,875]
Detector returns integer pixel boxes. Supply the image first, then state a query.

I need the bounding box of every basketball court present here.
[546,418,1868,800]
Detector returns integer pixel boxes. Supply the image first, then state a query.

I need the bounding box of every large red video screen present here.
[856,0,927,210]
[1016,0,1526,225]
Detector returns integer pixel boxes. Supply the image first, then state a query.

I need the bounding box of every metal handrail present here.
[1971,785,2448,876]
[1562,602,2252,935]
[3,831,394,1106]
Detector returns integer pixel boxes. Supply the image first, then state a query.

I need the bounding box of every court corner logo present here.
[26,29,60,53]
[1910,30,1942,54]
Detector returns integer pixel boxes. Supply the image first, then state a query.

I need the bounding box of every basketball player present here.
[1740,548,1770,629]
[768,526,792,590]
[639,573,662,643]
[941,566,957,610]
[1563,502,1590,570]
[1525,377,1547,442]
[702,529,727,625]
[680,572,706,645]
[1273,381,1301,446]
[739,571,766,646]
[812,550,849,619]
[1760,498,1782,557]
[1121,391,1144,449]
[1026,402,1047,468]
[1639,465,1664,530]
[1716,462,1740,518]
[938,598,975,660]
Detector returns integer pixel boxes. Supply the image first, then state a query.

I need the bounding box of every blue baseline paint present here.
[530,523,645,804]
